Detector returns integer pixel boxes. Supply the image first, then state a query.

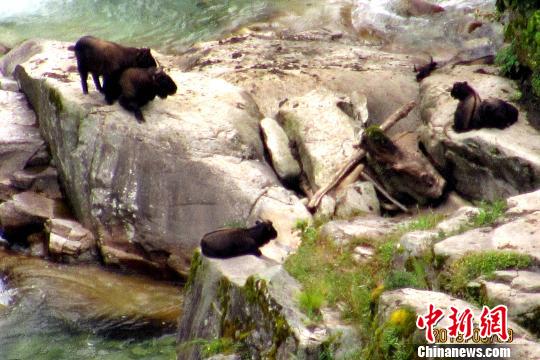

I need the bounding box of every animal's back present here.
[74,36,124,74]
[200,228,253,258]
[119,68,157,104]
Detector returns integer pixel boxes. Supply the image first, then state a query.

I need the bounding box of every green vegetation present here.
[441,250,533,298]
[496,0,540,97]
[286,201,518,357]
[287,221,394,331]
[363,307,418,360]
[286,219,430,337]
[200,337,238,357]
[495,43,523,79]
[399,212,445,232]
[470,200,507,227]
[298,289,324,321]
[435,200,508,240]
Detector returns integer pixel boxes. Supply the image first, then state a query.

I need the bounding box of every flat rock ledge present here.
[177,253,357,360]
[1,39,311,277]
[434,190,540,263]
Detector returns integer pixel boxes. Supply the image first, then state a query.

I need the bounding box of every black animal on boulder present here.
[200,220,278,259]
[69,35,157,94]
[414,56,437,82]
[450,81,518,133]
[105,67,177,122]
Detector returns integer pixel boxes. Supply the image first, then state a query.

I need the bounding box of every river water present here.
[0,0,498,359]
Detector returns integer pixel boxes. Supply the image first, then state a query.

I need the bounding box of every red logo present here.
[479,305,509,341]
[447,306,474,340]
[416,304,444,343]
[416,304,509,343]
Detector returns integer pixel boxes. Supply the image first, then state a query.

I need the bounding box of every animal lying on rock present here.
[69,35,157,94]
[414,56,437,81]
[105,67,177,122]
[200,220,278,259]
[450,81,518,133]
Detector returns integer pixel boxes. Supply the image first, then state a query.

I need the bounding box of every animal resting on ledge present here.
[200,220,277,259]
[450,81,518,133]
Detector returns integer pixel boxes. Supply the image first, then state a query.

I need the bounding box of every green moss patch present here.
[441,250,533,299]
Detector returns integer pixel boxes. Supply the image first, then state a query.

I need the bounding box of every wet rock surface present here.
[0,250,183,335]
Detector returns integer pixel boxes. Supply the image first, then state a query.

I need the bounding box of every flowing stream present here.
[0,0,499,359]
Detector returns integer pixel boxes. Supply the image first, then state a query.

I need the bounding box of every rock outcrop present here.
[434,190,540,262]
[177,253,356,360]
[1,40,310,277]
[419,65,540,201]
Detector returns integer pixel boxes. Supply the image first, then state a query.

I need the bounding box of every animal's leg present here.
[92,73,103,93]
[119,96,145,123]
[79,70,89,94]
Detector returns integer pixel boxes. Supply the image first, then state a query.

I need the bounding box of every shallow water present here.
[0,0,309,53]
[0,252,182,360]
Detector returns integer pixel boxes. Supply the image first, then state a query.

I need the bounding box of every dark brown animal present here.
[450,81,518,133]
[70,36,157,94]
[414,56,438,82]
[106,67,177,122]
[200,220,278,259]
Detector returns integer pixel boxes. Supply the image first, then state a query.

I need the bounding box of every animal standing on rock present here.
[450,81,518,133]
[200,220,277,259]
[105,67,177,123]
[69,35,157,95]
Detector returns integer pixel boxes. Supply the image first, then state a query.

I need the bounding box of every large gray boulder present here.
[0,90,44,184]
[419,65,540,201]
[434,190,540,262]
[277,89,359,192]
[177,253,356,360]
[3,40,310,276]
[479,270,540,336]
[179,33,420,136]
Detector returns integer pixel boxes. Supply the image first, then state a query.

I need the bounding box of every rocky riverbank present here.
[0,2,539,358]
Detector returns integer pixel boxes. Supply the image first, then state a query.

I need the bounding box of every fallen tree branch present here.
[360,170,409,213]
[307,100,416,210]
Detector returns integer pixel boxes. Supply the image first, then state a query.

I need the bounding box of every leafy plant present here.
[399,212,445,232]
[470,200,507,227]
[299,290,325,321]
[443,250,532,297]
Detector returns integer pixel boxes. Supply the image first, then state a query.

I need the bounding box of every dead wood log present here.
[307,100,416,211]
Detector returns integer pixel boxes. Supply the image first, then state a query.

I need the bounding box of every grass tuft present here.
[444,250,532,297]
[469,200,507,227]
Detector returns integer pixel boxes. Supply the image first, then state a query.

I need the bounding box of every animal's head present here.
[254,220,277,245]
[136,48,158,68]
[450,81,474,100]
[153,68,177,99]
